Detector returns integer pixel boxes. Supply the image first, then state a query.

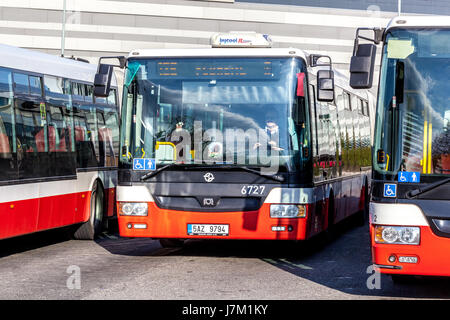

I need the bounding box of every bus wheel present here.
[159,239,184,248]
[325,195,336,242]
[356,181,369,226]
[74,181,104,240]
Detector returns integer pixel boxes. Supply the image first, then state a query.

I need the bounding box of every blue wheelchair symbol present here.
[398,172,408,182]
[133,158,156,171]
[133,159,145,170]
[397,171,420,183]
[384,183,397,198]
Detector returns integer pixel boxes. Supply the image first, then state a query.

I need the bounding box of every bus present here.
[94,32,374,247]
[0,43,120,240]
[349,16,450,279]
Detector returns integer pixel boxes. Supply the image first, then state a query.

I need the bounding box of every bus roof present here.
[128,47,308,61]
[0,43,117,86]
[386,15,450,31]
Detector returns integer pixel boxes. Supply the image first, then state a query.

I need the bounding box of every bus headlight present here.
[119,202,148,216]
[270,205,306,218]
[374,226,420,245]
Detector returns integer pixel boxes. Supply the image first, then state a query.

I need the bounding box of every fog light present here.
[127,223,132,229]
[388,255,397,263]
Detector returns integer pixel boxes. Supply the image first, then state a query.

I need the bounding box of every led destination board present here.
[154,60,278,79]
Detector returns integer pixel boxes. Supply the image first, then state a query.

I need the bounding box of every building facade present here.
[0,0,447,90]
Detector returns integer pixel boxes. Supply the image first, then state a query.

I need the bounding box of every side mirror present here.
[94,63,114,98]
[94,56,126,97]
[349,43,377,89]
[317,70,334,102]
[309,54,335,102]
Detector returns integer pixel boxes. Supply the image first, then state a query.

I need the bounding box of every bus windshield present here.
[120,57,310,172]
[375,28,450,178]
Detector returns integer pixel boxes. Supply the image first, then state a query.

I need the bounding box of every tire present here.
[325,194,337,242]
[356,180,369,226]
[73,181,104,240]
[159,238,184,248]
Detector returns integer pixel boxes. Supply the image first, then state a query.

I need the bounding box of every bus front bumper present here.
[117,202,311,240]
[371,224,450,277]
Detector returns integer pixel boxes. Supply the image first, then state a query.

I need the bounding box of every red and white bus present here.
[95,32,374,247]
[0,44,120,240]
[349,16,450,280]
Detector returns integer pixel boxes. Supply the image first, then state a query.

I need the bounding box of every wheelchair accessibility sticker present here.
[383,183,397,198]
[133,158,156,171]
[398,171,420,183]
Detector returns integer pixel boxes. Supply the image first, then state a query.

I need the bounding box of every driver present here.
[254,111,283,151]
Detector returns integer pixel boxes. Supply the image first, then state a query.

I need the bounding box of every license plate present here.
[398,256,418,264]
[187,224,229,236]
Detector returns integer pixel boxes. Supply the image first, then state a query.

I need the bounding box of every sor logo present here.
[203,172,215,183]
[203,198,215,206]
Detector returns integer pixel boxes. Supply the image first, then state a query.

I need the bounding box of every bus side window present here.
[335,87,345,172]
[85,85,94,104]
[0,68,13,95]
[0,68,14,164]
[0,105,11,157]
[343,91,351,110]
[45,76,76,176]
[107,89,117,107]
[73,109,92,168]
[13,73,29,95]
[0,77,16,181]
[29,76,42,96]
[15,99,50,179]
[85,108,99,166]
[97,111,107,167]
[71,82,84,102]
[45,76,67,152]
[308,84,317,155]
[104,110,119,167]
[364,100,369,117]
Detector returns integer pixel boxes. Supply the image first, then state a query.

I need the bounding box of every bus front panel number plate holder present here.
[187,224,229,236]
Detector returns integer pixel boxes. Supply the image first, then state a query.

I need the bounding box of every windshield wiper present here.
[232,165,285,182]
[406,177,450,199]
[189,164,285,182]
[140,163,285,182]
[140,163,182,181]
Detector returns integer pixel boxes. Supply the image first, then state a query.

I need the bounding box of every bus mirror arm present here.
[97,56,127,69]
[352,28,385,50]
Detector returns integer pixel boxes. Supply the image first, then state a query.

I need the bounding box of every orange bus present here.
[349,16,450,280]
[95,32,374,247]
